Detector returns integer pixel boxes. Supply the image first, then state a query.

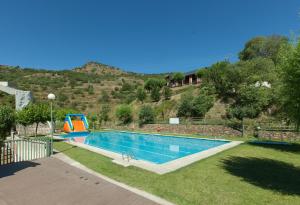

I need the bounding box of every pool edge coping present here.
[60,132,243,174]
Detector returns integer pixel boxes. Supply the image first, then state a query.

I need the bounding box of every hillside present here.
[0,62,167,118]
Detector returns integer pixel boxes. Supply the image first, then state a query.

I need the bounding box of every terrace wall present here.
[103,123,300,140]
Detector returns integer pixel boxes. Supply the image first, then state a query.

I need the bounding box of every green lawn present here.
[54,140,300,205]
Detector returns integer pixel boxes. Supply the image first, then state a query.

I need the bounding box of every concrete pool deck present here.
[61,135,243,174]
[0,156,174,205]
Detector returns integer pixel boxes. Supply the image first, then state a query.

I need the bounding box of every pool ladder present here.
[122,152,135,162]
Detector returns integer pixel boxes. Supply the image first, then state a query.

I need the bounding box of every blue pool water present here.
[62,131,229,164]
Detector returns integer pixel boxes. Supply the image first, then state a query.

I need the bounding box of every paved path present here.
[0,158,160,205]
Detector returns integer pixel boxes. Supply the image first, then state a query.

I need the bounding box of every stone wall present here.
[103,123,300,140]
[16,123,51,136]
[258,130,300,140]
[104,123,241,137]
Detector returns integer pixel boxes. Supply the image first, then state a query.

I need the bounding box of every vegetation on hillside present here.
[1,34,300,134]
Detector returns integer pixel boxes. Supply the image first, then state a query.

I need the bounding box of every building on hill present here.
[165,69,201,87]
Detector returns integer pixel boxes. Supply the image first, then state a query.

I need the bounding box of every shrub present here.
[162,86,172,100]
[99,104,110,124]
[116,105,133,124]
[151,87,161,102]
[136,87,146,103]
[99,90,110,103]
[139,105,155,126]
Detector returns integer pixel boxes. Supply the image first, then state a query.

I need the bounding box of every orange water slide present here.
[72,120,86,132]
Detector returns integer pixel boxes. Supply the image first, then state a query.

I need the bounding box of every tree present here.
[227,85,272,136]
[162,86,172,100]
[144,78,165,92]
[177,92,194,118]
[0,106,15,146]
[192,86,215,117]
[99,104,110,124]
[150,87,160,102]
[277,39,300,131]
[136,87,146,103]
[16,107,32,137]
[177,87,215,118]
[27,103,51,137]
[116,105,133,125]
[239,35,288,64]
[139,105,155,126]
[172,72,184,86]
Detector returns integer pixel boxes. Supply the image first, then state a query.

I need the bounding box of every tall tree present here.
[277,40,300,131]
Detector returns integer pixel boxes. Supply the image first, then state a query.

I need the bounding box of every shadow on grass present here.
[222,157,300,195]
[248,142,300,154]
[0,161,40,178]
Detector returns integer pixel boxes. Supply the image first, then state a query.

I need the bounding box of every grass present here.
[54,140,300,205]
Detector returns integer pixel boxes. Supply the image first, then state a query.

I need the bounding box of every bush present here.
[177,87,215,118]
[151,87,161,102]
[116,105,133,124]
[139,105,155,126]
[99,104,110,124]
[136,87,146,103]
[162,86,172,100]
[99,90,110,103]
[0,106,15,145]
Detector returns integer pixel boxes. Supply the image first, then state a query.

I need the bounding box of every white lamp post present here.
[47,93,55,155]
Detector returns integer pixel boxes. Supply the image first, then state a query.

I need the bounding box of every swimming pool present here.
[62,131,230,164]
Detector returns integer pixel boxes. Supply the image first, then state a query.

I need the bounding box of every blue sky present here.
[0,0,299,73]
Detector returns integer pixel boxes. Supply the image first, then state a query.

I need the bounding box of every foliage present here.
[239,35,288,63]
[87,84,94,95]
[162,86,172,100]
[115,105,133,124]
[55,108,78,121]
[144,78,165,92]
[192,86,215,117]
[0,106,15,145]
[99,104,110,124]
[139,105,155,126]
[227,85,272,135]
[150,87,161,102]
[177,87,215,118]
[277,39,300,131]
[172,72,184,85]
[177,92,194,118]
[16,107,32,137]
[136,87,146,103]
[23,103,51,137]
[99,90,110,103]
